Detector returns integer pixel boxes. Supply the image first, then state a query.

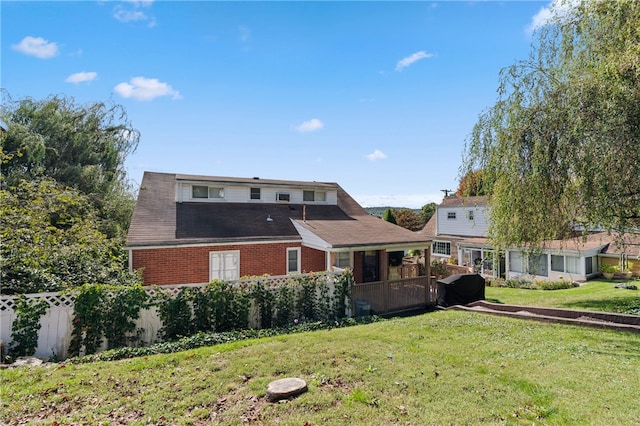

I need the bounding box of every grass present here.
[2,279,640,425]
[486,279,640,315]
[2,316,640,424]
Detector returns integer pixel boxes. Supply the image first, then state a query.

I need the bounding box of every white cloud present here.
[526,0,578,35]
[365,149,387,161]
[123,0,154,6]
[114,77,181,101]
[114,8,147,23]
[527,6,553,34]
[12,36,59,59]
[65,71,97,84]
[294,118,324,133]
[113,0,155,26]
[395,50,433,72]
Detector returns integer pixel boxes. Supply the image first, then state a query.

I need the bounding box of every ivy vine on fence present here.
[68,284,149,357]
[9,296,49,358]
[57,271,353,358]
[156,271,354,342]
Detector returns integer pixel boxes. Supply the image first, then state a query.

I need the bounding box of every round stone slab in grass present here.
[266,377,308,402]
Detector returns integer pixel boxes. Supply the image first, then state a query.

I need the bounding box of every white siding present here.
[176,181,337,205]
[436,206,489,237]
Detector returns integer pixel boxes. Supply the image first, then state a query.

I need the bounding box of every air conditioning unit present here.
[276,192,290,202]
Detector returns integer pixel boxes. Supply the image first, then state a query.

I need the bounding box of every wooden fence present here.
[351,276,437,316]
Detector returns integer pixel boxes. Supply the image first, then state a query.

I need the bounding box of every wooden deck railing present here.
[351,276,437,316]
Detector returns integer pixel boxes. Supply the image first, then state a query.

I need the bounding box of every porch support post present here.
[380,250,388,281]
[425,245,432,304]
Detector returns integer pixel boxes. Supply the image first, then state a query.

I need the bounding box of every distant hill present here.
[364,207,421,218]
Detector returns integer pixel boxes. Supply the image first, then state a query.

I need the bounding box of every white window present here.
[447,212,456,220]
[432,241,451,256]
[468,210,474,220]
[334,252,351,269]
[250,187,261,200]
[287,247,301,274]
[210,250,239,281]
[585,257,593,275]
[193,185,224,199]
[551,255,564,272]
[304,190,326,202]
[509,251,524,273]
[566,256,580,274]
[528,253,548,276]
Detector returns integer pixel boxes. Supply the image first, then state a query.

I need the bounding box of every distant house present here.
[126,172,432,287]
[419,195,639,282]
[419,195,502,277]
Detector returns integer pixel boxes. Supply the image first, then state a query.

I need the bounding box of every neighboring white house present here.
[420,195,640,282]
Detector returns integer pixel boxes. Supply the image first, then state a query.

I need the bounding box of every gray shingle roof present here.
[127,171,432,248]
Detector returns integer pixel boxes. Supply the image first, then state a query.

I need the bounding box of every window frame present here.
[276,192,291,202]
[192,185,224,200]
[432,240,451,257]
[528,253,548,277]
[303,190,326,202]
[250,187,261,200]
[551,255,564,272]
[334,252,351,269]
[447,211,456,220]
[287,247,301,274]
[509,251,524,273]
[209,250,240,282]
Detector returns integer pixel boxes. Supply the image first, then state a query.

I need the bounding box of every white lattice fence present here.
[0,272,343,360]
[0,292,76,360]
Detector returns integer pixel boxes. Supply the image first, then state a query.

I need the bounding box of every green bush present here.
[536,281,578,290]
[488,278,578,291]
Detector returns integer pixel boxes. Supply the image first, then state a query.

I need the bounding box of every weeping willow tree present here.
[463,0,640,249]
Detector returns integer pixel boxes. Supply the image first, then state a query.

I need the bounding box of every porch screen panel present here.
[528,254,548,277]
[509,251,524,273]
[551,255,564,272]
[566,256,580,274]
[585,257,594,275]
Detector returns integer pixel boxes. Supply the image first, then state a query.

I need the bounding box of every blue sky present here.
[2,1,553,208]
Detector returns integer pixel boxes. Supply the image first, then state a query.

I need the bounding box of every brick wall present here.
[131,242,328,286]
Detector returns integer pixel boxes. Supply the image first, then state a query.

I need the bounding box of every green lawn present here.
[486,279,640,315]
[2,280,639,425]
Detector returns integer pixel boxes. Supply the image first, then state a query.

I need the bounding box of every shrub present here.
[537,281,579,290]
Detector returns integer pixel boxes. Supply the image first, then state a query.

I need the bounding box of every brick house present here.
[126,172,432,286]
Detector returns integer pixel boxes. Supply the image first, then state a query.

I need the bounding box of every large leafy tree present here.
[0,178,141,294]
[393,208,424,231]
[420,202,436,225]
[0,91,140,239]
[463,0,640,249]
[456,170,487,197]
